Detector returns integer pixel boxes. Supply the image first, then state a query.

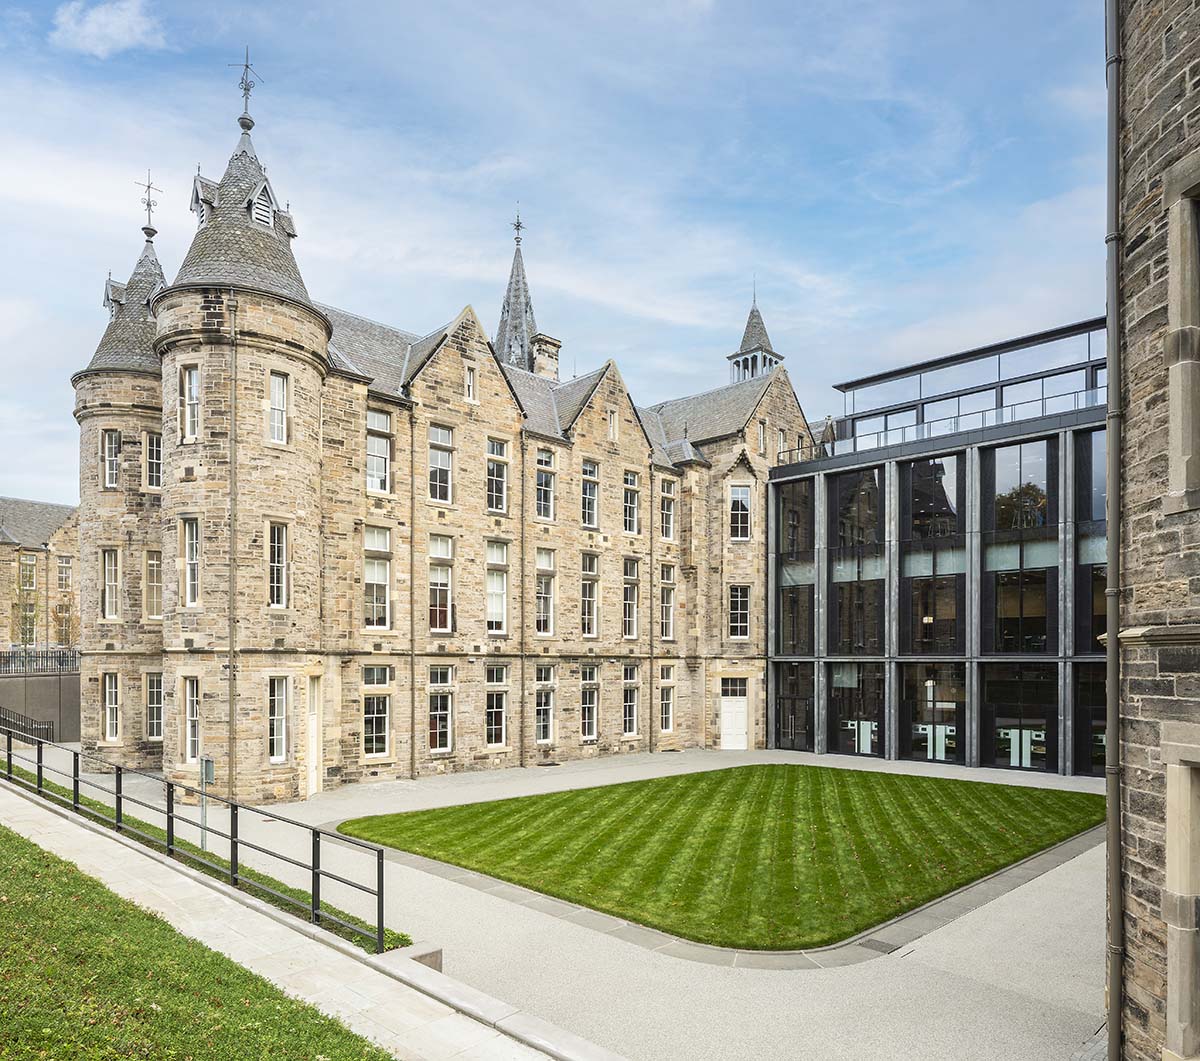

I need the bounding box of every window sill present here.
[366,490,396,501]
[581,738,598,745]
[483,745,510,754]
[147,737,163,743]
[430,749,454,757]
[265,440,291,451]
[141,486,162,495]
[361,755,395,766]
[621,734,640,742]
[487,632,509,639]
[425,499,456,510]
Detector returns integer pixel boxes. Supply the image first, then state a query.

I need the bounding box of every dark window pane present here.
[1073,662,1106,776]
[1075,429,1106,523]
[778,585,815,656]
[777,479,815,555]
[774,662,814,752]
[900,663,966,764]
[982,663,1058,771]
[828,662,884,756]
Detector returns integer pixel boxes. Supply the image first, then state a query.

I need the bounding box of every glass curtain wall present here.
[1073,662,1106,776]
[899,455,966,654]
[981,662,1058,770]
[774,662,814,751]
[1075,429,1107,655]
[900,663,966,763]
[777,479,816,656]
[982,439,1059,653]
[828,469,885,655]
[828,661,885,756]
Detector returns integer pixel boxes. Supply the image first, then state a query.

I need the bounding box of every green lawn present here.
[339,764,1105,950]
[0,823,393,1061]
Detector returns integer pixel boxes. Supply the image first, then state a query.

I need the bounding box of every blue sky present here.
[0,0,1105,504]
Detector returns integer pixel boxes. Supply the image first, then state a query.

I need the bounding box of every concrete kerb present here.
[332,815,1106,971]
[0,779,626,1061]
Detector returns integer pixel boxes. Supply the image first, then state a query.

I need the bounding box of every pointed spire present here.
[739,300,774,355]
[495,213,538,371]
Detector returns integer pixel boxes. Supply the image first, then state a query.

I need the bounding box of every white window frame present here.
[103,672,119,741]
[268,522,288,608]
[267,676,287,763]
[758,420,766,455]
[622,665,639,737]
[182,519,200,607]
[102,429,120,489]
[730,484,752,541]
[486,541,508,635]
[623,558,639,639]
[428,424,453,503]
[660,479,676,540]
[18,554,35,592]
[581,459,600,528]
[660,665,675,733]
[145,672,163,740]
[465,363,477,402]
[184,677,200,763]
[181,366,201,443]
[485,666,508,747]
[660,563,676,640]
[145,550,163,620]
[536,449,556,520]
[581,553,599,638]
[580,665,599,741]
[535,665,555,745]
[535,548,555,636]
[608,409,619,441]
[429,562,452,633]
[486,438,508,513]
[623,471,641,534]
[101,548,119,620]
[57,555,71,591]
[145,431,163,489]
[728,583,751,639]
[269,371,289,444]
[363,693,390,757]
[428,666,453,752]
[366,410,392,494]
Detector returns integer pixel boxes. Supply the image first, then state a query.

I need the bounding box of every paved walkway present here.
[8,745,1108,1060]
[0,785,547,1061]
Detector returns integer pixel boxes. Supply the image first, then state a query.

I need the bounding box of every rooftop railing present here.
[0,648,80,675]
[779,386,1106,466]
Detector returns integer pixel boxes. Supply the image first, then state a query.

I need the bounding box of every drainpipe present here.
[1103,1,1124,1056]
[227,289,240,801]
[518,435,528,765]
[408,408,417,780]
[649,462,656,754]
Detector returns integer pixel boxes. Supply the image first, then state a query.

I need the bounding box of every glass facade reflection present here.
[769,320,1106,776]
[829,662,884,756]
[900,663,966,763]
[828,469,885,655]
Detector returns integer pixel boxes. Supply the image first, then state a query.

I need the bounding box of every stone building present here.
[1114,4,1200,1060]
[0,497,79,650]
[73,98,811,801]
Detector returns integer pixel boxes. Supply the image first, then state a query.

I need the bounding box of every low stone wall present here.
[0,673,81,742]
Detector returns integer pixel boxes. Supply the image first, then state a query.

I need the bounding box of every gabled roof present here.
[501,365,562,438]
[75,229,165,380]
[739,302,774,354]
[171,112,313,308]
[647,369,779,447]
[494,243,537,371]
[0,497,76,548]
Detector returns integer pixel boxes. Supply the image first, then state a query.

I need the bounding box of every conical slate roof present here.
[171,113,312,307]
[75,228,165,379]
[494,243,537,370]
[739,301,774,354]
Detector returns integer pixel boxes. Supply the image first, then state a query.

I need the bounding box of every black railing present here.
[0,729,387,953]
[0,706,53,743]
[0,648,80,675]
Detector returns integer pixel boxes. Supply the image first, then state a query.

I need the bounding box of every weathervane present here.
[229,46,263,113]
[512,203,524,245]
[134,169,162,237]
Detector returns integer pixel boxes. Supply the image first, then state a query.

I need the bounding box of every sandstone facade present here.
[73,105,812,803]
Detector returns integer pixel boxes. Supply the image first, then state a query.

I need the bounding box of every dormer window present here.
[251,186,274,227]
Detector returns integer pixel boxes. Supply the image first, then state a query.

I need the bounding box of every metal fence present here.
[0,649,80,675]
[0,707,53,742]
[0,728,387,953]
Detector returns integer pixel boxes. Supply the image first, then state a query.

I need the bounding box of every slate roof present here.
[494,243,537,371]
[171,115,313,307]
[739,302,775,354]
[0,497,76,548]
[318,303,453,398]
[75,231,165,379]
[647,369,778,447]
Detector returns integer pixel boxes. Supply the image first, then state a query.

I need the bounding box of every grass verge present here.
[0,822,395,1060]
[1,761,410,952]
[340,763,1105,950]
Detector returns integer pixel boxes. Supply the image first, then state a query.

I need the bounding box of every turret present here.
[727,298,783,383]
[72,219,167,768]
[152,89,332,803]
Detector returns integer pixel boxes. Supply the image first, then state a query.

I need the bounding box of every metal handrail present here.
[0,648,80,675]
[0,728,388,953]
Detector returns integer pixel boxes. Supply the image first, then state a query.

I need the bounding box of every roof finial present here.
[752,273,757,307]
[229,46,263,131]
[134,168,162,240]
[512,202,524,245]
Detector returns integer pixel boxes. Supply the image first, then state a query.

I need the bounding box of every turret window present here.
[145,432,162,489]
[181,519,200,607]
[268,522,288,608]
[179,366,201,442]
[102,430,120,489]
[251,186,274,226]
[269,371,288,444]
[101,548,119,620]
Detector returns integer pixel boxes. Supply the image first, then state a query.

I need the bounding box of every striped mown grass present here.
[339,764,1105,950]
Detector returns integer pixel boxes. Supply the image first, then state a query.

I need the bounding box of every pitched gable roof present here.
[647,369,778,447]
[0,497,76,548]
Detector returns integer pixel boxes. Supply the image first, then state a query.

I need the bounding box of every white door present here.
[720,678,749,750]
[307,676,322,797]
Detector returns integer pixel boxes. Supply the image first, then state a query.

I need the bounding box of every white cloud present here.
[49,0,165,59]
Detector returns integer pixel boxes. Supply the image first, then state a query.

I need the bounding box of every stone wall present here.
[1118,3,1200,1059]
